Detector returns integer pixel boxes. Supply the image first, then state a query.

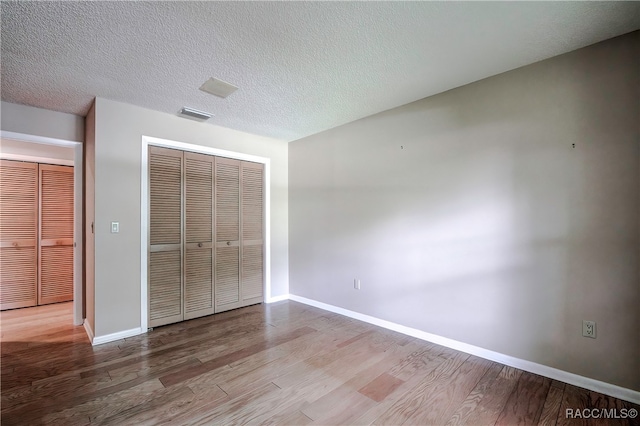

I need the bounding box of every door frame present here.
[140,135,271,331]
[0,130,84,326]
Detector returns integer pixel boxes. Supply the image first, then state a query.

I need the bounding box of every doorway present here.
[0,132,83,326]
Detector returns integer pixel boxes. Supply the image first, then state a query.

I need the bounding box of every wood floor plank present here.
[159,326,316,387]
[496,371,552,425]
[537,381,565,426]
[359,372,405,402]
[300,342,417,423]
[100,385,197,425]
[401,355,492,425]
[446,363,522,426]
[217,330,343,398]
[180,381,282,425]
[351,347,451,425]
[260,409,314,425]
[153,383,231,425]
[371,350,471,425]
[2,357,202,424]
[302,385,377,424]
[40,378,166,425]
[555,384,592,426]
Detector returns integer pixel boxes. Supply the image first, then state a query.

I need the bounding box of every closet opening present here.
[141,136,271,331]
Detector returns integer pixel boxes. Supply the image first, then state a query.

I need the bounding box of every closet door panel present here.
[149,250,182,324]
[215,158,240,243]
[0,247,36,310]
[39,164,74,305]
[0,160,38,310]
[215,158,242,312]
[215,246,240,312]
[241,162,264,303]
[185,248,213,318]
[242,244,263,301]
[184,152,214,320]
[241,164,264,243]
[149,147,183,327]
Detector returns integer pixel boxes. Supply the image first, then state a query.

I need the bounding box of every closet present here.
[148,147,264,328]
[0,160,74,310]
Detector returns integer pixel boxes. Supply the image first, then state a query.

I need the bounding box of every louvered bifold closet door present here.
[149,147,183,327]
[0,160,38,310]
[241,162,264,304]
[184,152,214,320]
[215,157,241,313]
[38,164,74,305]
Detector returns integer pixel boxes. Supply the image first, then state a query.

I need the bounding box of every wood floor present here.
[1,301,638,425]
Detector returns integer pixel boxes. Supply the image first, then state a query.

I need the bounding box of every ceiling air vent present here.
[178,107,213,121]
[199,77,238,98]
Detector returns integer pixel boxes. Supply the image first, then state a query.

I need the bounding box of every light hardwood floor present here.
[1,301,638,425]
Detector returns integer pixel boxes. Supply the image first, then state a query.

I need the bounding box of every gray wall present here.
[92,98,288,337]
[289,32,640,391]
[1,101,84,142]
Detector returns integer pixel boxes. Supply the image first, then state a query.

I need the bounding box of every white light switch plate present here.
[111,222,119,233]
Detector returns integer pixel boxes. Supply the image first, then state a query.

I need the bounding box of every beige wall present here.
[289,32,640,391]
[1,101,84,142]
[91,98,288,337]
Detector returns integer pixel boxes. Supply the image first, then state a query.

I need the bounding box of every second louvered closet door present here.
[184,152,214,320]
[39,164,74,305]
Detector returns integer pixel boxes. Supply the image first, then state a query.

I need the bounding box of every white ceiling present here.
[2,2,639,142]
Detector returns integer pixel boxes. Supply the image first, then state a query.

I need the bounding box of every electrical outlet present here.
[582,320,596,338]
[354,279,361,290]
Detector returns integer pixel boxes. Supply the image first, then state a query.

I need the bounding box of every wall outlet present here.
[354,279,361,290]
[582,320,596,338]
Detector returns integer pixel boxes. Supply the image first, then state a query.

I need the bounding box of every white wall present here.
[289,32,640,391]
[1,101,84,143]
[91,98,288,337]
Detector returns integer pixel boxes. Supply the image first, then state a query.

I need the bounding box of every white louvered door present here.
[38,164,74,305]
[184,152,214,320]
[215,157,241,313]
[0,160,38,310]
[241,162,264,304]
[148,147,183,327]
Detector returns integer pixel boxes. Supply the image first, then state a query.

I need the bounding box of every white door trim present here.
[1,131,84,326]
[140,135,271,331]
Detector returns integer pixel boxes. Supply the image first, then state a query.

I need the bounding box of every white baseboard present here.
[92,327,145,346]
[83,320,95,343]
[265,294,290,303]
[288,294,640,405]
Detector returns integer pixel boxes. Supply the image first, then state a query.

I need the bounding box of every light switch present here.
[111,221,119,233]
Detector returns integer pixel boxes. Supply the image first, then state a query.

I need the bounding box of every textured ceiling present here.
[2,2,639,142]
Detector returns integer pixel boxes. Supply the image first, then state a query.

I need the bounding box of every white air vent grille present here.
[178,107,213,121]
[199,77,238,98]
